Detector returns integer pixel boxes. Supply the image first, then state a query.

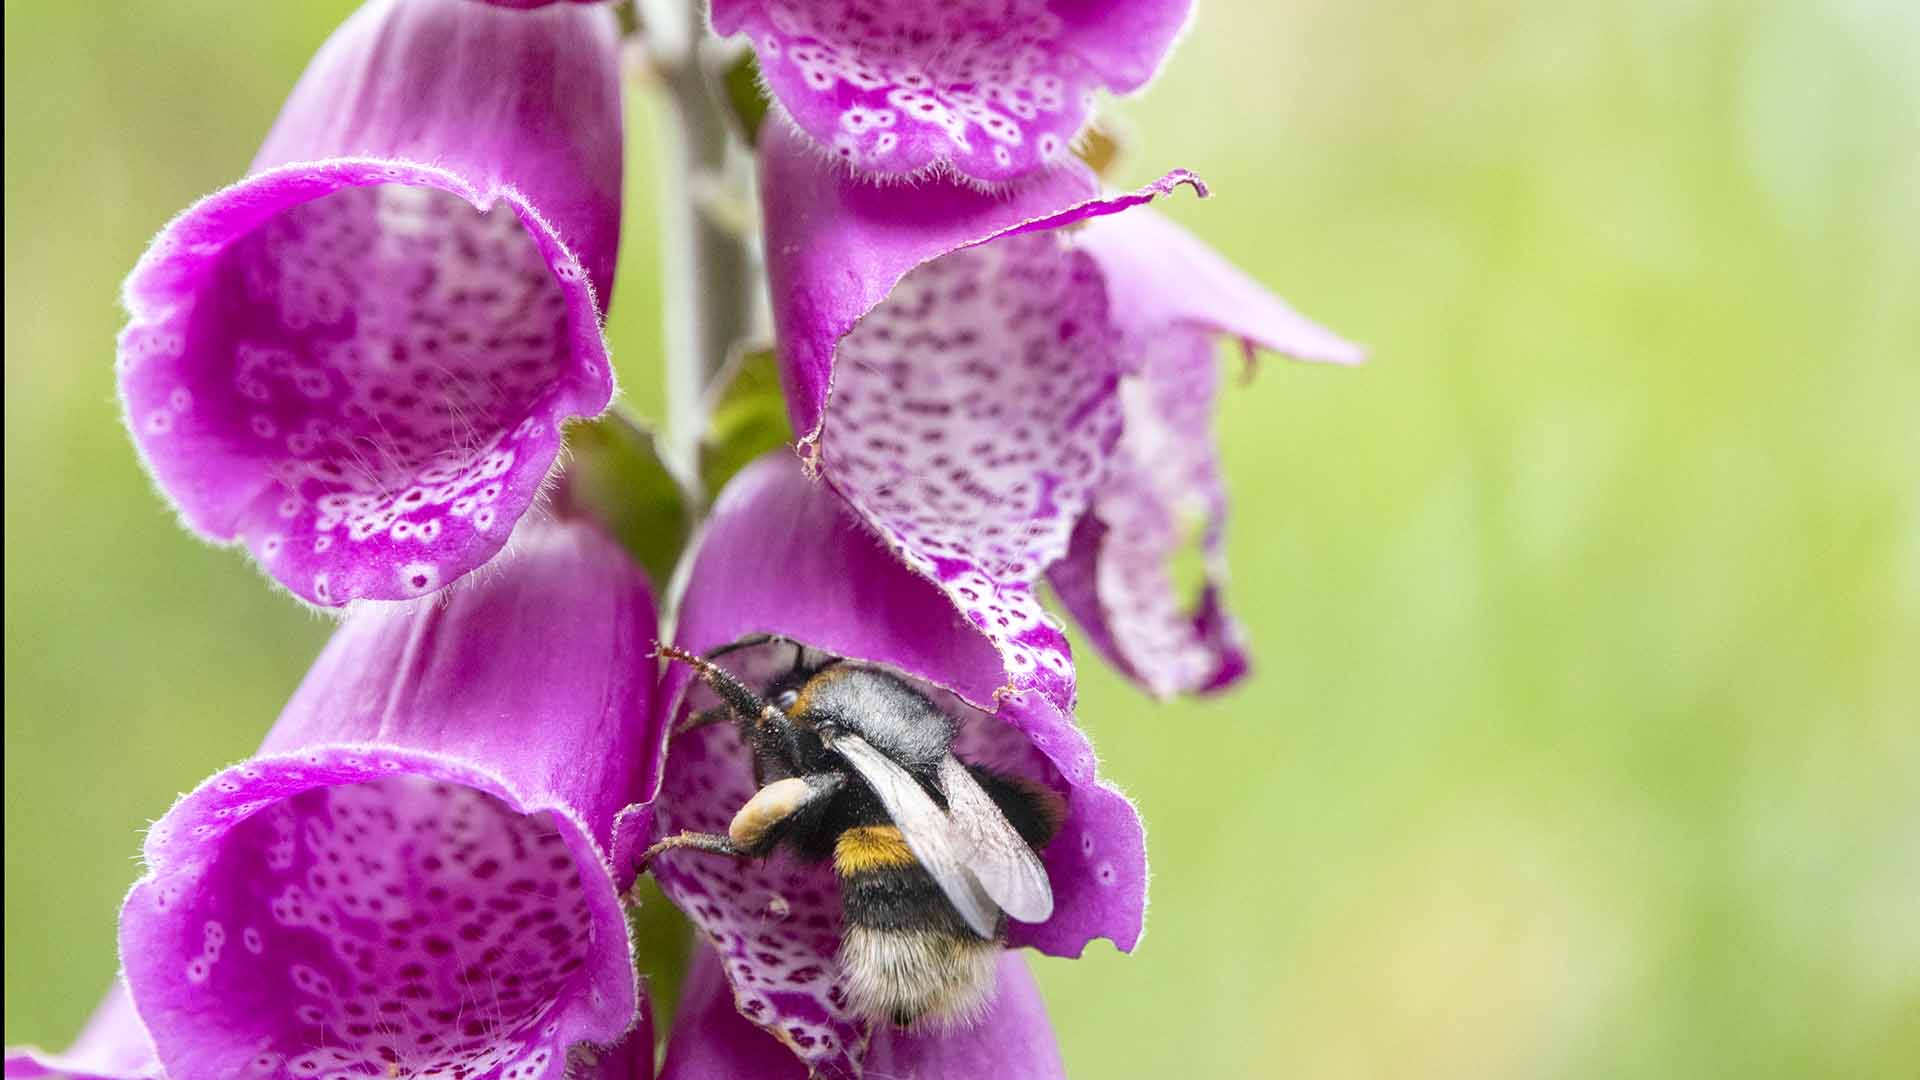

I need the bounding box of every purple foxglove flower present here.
[659,944,1062,1078]
[760,121,1361,705]
[615,455,1143,1079]
[1047,207,1364,697]
[713,0,1191,182]
[3,982,160,1080]
[117,517,658,1080]
[759,119,1181,714]
[118,0,623,608]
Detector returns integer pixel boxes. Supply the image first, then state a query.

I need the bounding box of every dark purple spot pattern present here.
[822,234,1123,712]
[715,0,1193,181]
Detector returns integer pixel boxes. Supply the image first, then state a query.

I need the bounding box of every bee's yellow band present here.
[834,825,916,875]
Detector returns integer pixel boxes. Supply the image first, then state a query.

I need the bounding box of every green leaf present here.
[563,410,694,588]
[625,876,694,1053]
[699,346,793,498]
[721,48,771,146]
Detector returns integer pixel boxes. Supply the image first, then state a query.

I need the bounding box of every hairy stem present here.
[649,0,758,479]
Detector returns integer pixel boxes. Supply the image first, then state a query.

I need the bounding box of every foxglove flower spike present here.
[119,0,623,607]
[118,517,659,1080]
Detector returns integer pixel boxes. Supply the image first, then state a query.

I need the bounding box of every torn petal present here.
[1052,209,1365,696]
[118,0,623,607]
[119,518,657,1080]
[1048,325,1246,696]
[660,943,1062,1079]
[3,981,161,1080]
[715,0,1191,182]
[617,455,1144,1079]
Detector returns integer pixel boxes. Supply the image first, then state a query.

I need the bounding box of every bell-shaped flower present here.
[615,455,1144,1079]
[1047,208,1364,696]
[3,981,160,1080]
[118,0,624,608]
[713,0,1192,182]
[658,943,1063,1078]
[116,516,659,1080]
[760,121,1360,708]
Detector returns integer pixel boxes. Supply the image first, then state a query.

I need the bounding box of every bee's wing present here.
[937,756,1055,925]
[826,731,1000,939]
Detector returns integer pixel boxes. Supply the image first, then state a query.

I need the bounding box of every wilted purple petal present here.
[119,518,657,1080]
[118,0,623,607]
[615,455,1143,1079]
[761,120,1203,714]
[1049,209,1364,696]
[660,943,1061,1079]
[3,981,160,1080]
[715,0,1190,181]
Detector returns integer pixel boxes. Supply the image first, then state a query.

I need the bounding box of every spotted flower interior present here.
[819,232,1123,712]
[120,177,610,608]
[120,753,636,1080]
[715,0,1193,181]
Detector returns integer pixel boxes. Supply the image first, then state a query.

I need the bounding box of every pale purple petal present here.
[3,982,160,1080]
[615,455,1144,1078]
[1074,207,1365,366]
[660,944,1062,1079]
[118,0,623,607]
[715,0,1191,181]
[119,517,657,1080]
[1050,209,1363,695]
[760,120,1203,714]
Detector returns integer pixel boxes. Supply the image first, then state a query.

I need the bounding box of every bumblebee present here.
[640,640,1064,1028]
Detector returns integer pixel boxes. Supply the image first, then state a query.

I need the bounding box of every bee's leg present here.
[639,774,848,877]
[655,643,786,731]
[636,831,746,872]
[672,704,735,737]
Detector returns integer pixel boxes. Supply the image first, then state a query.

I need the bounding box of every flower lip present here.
[714,0,1194,183]
[658,942,1064,1079]
[615,455,1146,1079]
[118,0,623,608]
[120,750,638,1080]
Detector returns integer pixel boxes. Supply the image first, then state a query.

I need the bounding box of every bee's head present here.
[783,664,955,771]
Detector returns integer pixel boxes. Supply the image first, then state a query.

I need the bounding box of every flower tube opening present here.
[119,0,623,607]
[120,517,658,1080]
[615,456,1144,1078]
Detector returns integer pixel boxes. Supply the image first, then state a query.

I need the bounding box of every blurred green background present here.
[6,1,1917,1076]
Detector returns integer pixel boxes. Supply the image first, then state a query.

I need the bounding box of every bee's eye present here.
[775,690,799,710]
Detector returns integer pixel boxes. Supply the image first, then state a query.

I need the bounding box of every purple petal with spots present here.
[3,982,161,1080]
[714,0,1190,181]
[118,518,658,1080]
[1050,209,1365,696]
[760,120,1205,714]
[118,0,623,608]
[612,455,1144,1079]
[660,943,1062,1079]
